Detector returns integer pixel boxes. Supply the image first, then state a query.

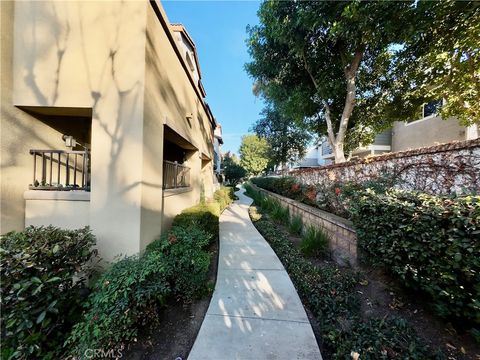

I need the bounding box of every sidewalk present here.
[188,188,322,360]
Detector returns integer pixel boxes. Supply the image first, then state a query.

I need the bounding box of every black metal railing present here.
[163,160,190,189]
[30,150,90,191]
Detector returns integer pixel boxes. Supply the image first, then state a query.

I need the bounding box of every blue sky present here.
[162,0,264,155]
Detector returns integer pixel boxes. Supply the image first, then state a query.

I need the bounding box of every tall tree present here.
[223,152,247,185]
[239,134,270,176]
[246,1,414,162]
[394,1,480,125]
[252,105,312,169]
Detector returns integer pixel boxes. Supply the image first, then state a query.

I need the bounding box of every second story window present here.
[423,99,443,118]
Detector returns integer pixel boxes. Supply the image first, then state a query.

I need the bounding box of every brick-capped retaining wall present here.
[252,184,357,267]
[291,139,480,195]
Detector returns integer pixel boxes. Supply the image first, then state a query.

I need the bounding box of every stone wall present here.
[292,139,480,195]
[252,184,357,267]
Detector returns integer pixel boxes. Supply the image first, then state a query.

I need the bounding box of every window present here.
[423,99,442,118]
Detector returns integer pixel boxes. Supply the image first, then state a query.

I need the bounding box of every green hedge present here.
[351,190,480,327]
[213,186,235,211]
[172,202,220,239]
[1,226,96,360]
[68,224,215,354]
[67,250,171,355]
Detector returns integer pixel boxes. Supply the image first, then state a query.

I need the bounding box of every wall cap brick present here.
[291,138,480,174]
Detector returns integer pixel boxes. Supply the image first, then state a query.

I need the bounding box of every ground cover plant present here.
[0,226,97,360]
[244,183,440,359]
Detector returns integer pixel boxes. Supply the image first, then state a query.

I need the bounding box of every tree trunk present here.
[332,142,346,163]
[302,49,363,164]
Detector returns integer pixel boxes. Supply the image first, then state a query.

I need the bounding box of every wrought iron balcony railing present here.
[30,149,90,191]
[163,160,190,189]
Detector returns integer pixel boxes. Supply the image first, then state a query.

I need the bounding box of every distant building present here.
[213,124,224,182]
[291,146,325,169]
[318,101,478,164]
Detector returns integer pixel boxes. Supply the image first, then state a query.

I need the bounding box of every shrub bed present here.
[68,193,232,356]
[0,226,97,360]
[173,202,220,239]
[350,190,480,328]
[251,175,393,219]
[2,188,235,359]
[213,186,236,211]
[245,189,436,359]
[67,225,214,355]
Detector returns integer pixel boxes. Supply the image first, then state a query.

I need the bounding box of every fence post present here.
[174,161,178,188]
[32,151,36,185]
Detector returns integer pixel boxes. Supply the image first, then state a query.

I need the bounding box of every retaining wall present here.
[252,184,357,267]
[292,139,480,195]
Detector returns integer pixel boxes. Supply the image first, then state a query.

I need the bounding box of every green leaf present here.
[36,311,46,324]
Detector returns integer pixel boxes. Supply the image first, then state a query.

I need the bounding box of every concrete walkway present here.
[188,188,322,360]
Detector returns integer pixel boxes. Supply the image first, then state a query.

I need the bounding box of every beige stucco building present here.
[1,0,220,261]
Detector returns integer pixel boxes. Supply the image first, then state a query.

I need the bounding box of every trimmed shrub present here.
[350,190,480,327]
[68,225,214,355]
[172,202,220,238]
[148,225,214,300]
[69,201,219,355]
[289,215,303,235]
[1,226,96,360]
[67,251,171,355]
[300,225,329,257]
[213,186,235,211]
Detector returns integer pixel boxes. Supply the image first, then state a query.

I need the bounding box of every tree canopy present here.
[394,1,480,125]
[239,134,270,176]
[246,0,479,163]
[252,105,312,168]
[223,152,247,185]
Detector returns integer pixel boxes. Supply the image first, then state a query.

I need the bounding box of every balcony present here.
[163,160,191,189]
[29,149,90,191]
[321,129,392,161]
[25,149,91,231]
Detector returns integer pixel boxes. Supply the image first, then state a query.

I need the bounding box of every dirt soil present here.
[123,239,218,360]
[274,219,480,360]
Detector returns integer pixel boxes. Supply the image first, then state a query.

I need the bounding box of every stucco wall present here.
[162,189,196,230]
[0,0,66,234]
[392,117,465,152]
[12,0,148,261]
[143,4,214,239]
[3,0,216,261]
[24,191,89,230]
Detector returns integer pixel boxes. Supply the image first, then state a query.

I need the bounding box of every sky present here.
[162,0,264,155]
